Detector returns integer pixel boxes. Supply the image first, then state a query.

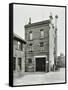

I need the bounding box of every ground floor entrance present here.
[13,57,22,71]
[36,57,46,72]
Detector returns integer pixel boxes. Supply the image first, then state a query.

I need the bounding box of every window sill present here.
[16,48,23,51]
[40,37,45,39]
[29,39,33,41]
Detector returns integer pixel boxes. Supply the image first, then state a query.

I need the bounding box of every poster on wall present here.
[9,3,66,87]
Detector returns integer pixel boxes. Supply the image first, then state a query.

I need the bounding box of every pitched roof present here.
[24,19,50,28]
[13,33,26,44]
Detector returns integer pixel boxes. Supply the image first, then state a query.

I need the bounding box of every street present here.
[14,68,65,86]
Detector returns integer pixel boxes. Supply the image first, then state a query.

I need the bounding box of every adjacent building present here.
[13,34,26,76]
[57,53,65,68]
[25,14,58,72]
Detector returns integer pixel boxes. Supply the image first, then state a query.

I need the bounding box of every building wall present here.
[25,23,50,72]
[13,39,25,74]
[57,54,65,67]
[49,22,57,71]
[49,23,55,71]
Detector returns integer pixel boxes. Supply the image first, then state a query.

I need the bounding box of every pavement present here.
[13,68,65,86]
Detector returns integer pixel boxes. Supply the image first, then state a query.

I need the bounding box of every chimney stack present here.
[28,17,31,24]
[49,12,53,24]
[55,15,58,30]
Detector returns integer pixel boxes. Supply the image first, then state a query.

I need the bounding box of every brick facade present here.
[25,15,58,72]
[13,34,26,76]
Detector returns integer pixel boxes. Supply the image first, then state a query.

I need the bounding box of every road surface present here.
[14,68,65,86]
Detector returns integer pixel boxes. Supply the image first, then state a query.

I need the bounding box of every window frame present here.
[29,31,33,40]
[40,29,44,38]
[18,41,23,51]
[40,42,44,52]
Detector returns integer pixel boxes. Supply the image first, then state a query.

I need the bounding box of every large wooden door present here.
[36,58,46,71]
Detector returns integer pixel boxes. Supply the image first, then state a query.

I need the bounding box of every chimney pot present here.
[49,12,53,19]
[29,17,31,24]
[55,15,58,19]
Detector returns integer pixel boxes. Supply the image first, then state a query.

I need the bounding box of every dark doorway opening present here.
[36,57,46,72]
[18,58,22,70]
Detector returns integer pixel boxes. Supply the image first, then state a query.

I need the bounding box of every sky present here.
[13,4,65,56]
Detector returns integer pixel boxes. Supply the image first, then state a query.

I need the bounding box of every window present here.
[18,58,22,70]
[40,42,44,47]
[40,29,44,38]
[18,41,23,51]
[29,47,33,52]
[13,57,16,70]
[40,42,44,51]
[29,31,32,40]
[28,58,32,63]
[29,43,33,52]
[29,43,32,46]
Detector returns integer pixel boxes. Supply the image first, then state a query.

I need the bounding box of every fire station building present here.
[25,14,58,72]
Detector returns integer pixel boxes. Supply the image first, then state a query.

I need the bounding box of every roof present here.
[13,33,26,44]
[24,19,50,28]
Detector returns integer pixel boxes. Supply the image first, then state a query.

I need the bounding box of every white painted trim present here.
[34,55,47,58]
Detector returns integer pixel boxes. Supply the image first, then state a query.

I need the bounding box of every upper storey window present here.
[40,42,44,47]
[40,29,44,38]
[40,42,44,52]
[29,43,33,52]
[18,41,23,51]
[29,31,33,40]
